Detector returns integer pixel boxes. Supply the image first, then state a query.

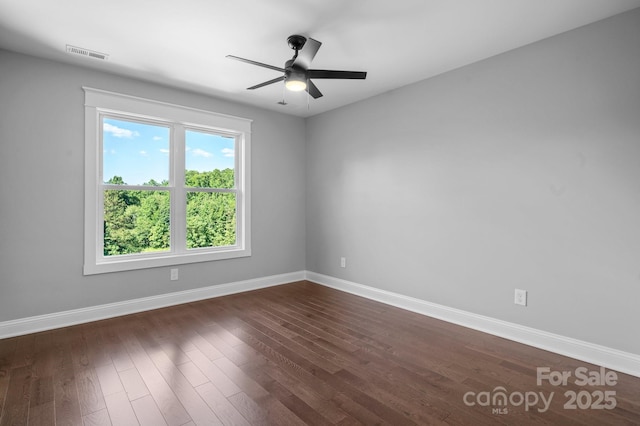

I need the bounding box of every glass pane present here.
[186,192,236,249]
[103,117,170,186]
[103,189,170,256]
[185,130,235,188]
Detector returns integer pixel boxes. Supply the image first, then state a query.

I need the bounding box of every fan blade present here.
[308,69,367,79]
[247,76,285,90]
[293,38,321,70]
[226,55,284,73]
[306,80,323,99]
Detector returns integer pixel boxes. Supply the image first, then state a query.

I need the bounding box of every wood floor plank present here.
[95,363,125,397]
[189,334,225,363]
[83,325,111,368]
[218,346,384,425]
[176,361,209,388]
[225,391,271,425]
[9,335,35,370]
[0,365,31,426]
[186,350,241,398]
[130,394,168,426]
[118,368,149,402]
[103,391,138,426]
[82,408,111,426]
[51,329,83,426]
[152,310,198,354]
[195,382,250,426]
[26,400,54,426]
[117,326,191,426]
[73,364,106,416]
[258,306,360,355]
[146,347,222,425]
[244,359,350,425]
[102,323,135,373]
[193,324,255,367]
[26,332,56,426]
[0,337,18,416]
[225,317,414,424]
[244,362,336,426]
[0,280,639,425]
[68,325,108,417]
[241,310,343,374]
[28,376,54,422]
[211,356,307,425]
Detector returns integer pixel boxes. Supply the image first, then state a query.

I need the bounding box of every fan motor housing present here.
[284,59,306,81]
[287,35,307,51]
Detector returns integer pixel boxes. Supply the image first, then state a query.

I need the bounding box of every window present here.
[84,88,251,274]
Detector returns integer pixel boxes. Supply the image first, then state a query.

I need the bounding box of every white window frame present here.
[84,87,251,275]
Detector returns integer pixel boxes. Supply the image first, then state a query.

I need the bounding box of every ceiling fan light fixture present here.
[228,34,367,100]
[285,78,307,92]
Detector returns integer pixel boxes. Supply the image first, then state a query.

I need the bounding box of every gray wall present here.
[0,50,307,321]
[306,9,640,355]
[2,8,639,356]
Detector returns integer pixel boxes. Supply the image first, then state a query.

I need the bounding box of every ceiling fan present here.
[227,35,367,99]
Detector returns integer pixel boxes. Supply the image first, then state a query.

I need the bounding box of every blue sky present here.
[103,117,235,185]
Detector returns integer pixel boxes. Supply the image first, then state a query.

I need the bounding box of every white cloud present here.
[104,122,139,138]
[221,148,234,158]
[192,148,213,158]
[159,148,170,155]
[139,150,148,156]
[153,136,163,141]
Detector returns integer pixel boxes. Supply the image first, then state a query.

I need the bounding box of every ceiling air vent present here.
[66,45,108,60]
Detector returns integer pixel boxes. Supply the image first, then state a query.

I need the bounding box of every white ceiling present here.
[1,0,639,117]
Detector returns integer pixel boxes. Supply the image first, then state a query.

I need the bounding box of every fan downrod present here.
[287,35,307,51]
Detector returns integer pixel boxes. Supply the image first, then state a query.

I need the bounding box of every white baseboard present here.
[0,271,305,339]
[3,269,638,379]
[305,271,640,378]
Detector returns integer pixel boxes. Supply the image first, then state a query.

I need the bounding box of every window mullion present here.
[173,124,187,253]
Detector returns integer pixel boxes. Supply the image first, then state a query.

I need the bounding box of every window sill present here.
[84,247,251,275]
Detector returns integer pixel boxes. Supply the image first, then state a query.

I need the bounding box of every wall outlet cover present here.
[514,289,527,306]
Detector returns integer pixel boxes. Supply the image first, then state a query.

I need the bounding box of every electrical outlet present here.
[340,257,346,268]
[170,268,179,281]
[514,289,527,306]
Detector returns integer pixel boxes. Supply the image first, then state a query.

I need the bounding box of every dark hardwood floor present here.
[1,281,638,425]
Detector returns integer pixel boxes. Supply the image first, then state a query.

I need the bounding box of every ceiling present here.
[1,0,639,117]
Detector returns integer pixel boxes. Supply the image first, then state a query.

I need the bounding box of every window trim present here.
[84,87,251,275]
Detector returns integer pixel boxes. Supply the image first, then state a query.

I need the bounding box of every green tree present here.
[186,192,236,248]
[135,191,170,251]
[103,176,142,255]
[103,170,236,256]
